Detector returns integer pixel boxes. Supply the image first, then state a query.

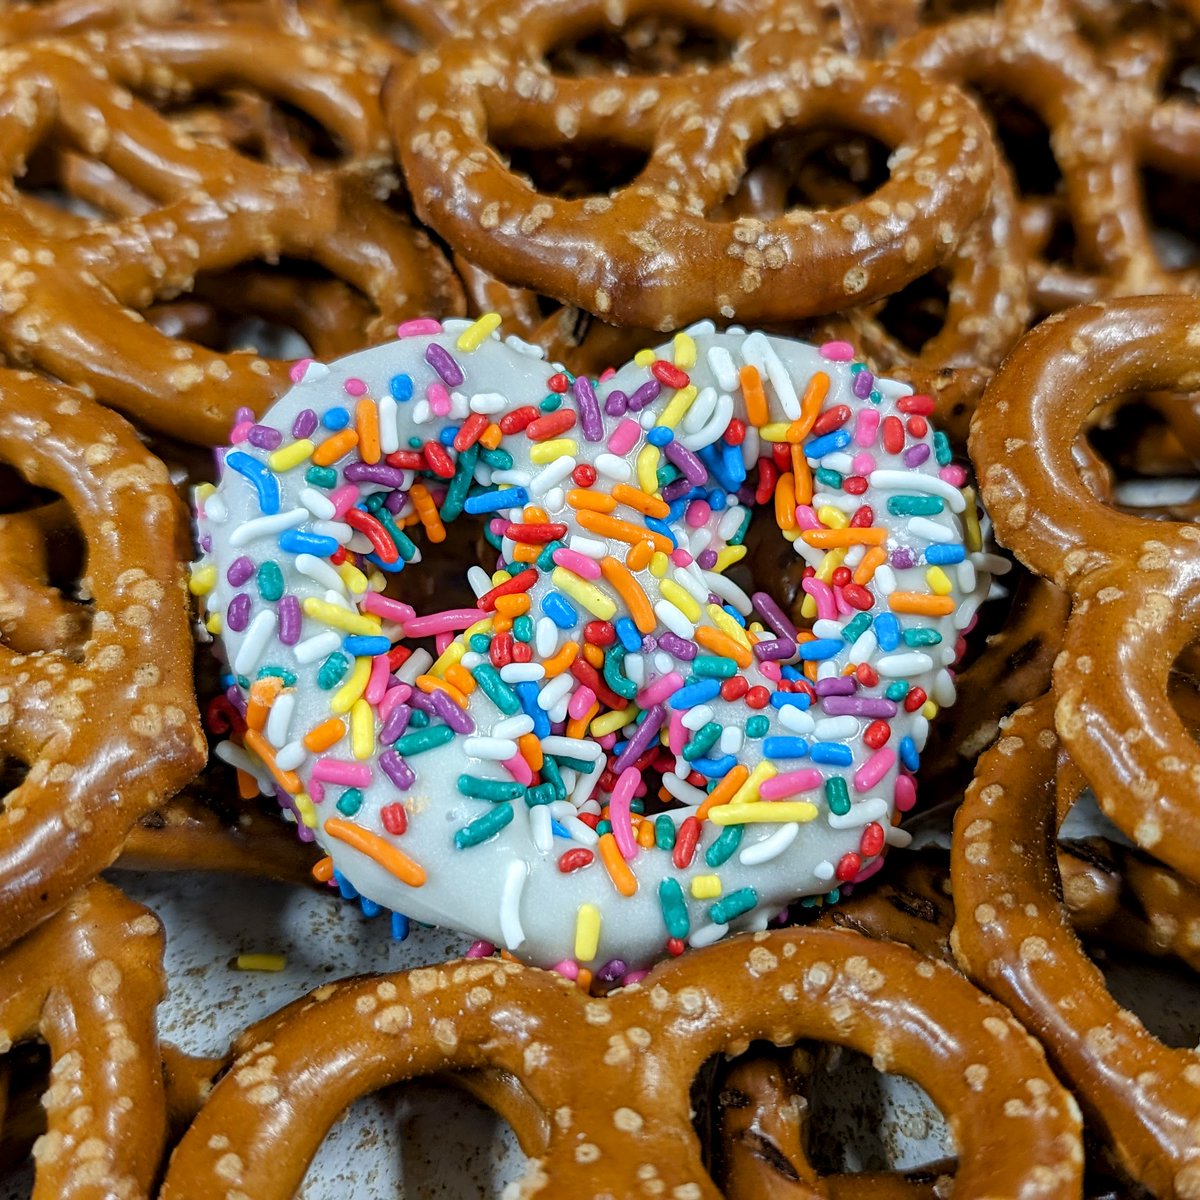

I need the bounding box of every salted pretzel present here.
[952,692,1200,1197]
[0,371,204,951]
[0,881,169,1199]
[972,295,1200,886]
[160,927,1082,1197]
[0,20,462,446]
[0,0,179,42]
[393,0,1001,335]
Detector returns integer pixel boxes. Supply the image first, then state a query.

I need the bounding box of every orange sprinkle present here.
[479,423,503,450]
[852,546,889,586]
[311,427,358,466]
[304,718,347,752]
[774,473,796,531]
[245,676,283,732]
[523,504,549,522]
[804,660,819,682]
[801,527,887,548]
[312,856,335,884]
[512,542,540,563]
[625,539,655,571]
[409,483,446,544]
[696,625,752,668]
[323,818,426,887]
[518,732,544,773]
[600,557,655,634]
[739,364,769,427]
[236,769,259,800]
[567,701,598,739]
[636,817,656,849]
[494,593,531,618]
[576,967,593,992]
[493,613,514,634]
[415,675,469,708]
[356,397,381,465]
[544,641,580,679]
[794,371,830,438]
[583,643,605,669]
[697,764,750,821]
[888,593,956,617]
[243,728,302,795]
[577,510,672,554]
[597,832,638,896]
[444,664,477,695]
[792,451,813,506]
[612,483,669,519]
[567,488,616,514]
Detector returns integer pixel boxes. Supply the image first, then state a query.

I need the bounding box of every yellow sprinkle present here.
[649,551,670,579]
[636,444,660,493]
[293,793,317,830]
[301,597,381,637]
[673,331,697,369]
[456,311,502,352]
[712,544,747,574]
[731,761,777,805]
[816,505,849,530]
[530,438,578,464]
[707,604,751,649]
[963,485,983,553]
[922,700,939,720]
[551,567,617,620]
[367,570,387,592]
[491,568,513,586]
[759,422,792,442]
[235,953,287,972]
[691,875,722,900]
[267,439,315,473]
[205,613,223,635]
[195,482,216,502]
[781,528,799,543]
[634,348,656,367]
[591,704,638,737]
[188,564,217,596]
[708,802,819,825]
[801,594,817,619]
[658,384,698,429]
[336,560,369,596]
[574,903,601,962]
[659,579,701,622]
[431,640,467,678]
[814,547,847,584]
[464,617,495,639]
[925,566,953,596]
[330,657,372,714]
[350,698,375,760]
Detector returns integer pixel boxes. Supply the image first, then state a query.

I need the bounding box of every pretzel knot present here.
[393,0,998,332]
[0,21,462,447]
[160,928,1082,1198]
[971,295,1200,887]
[953,693,1200,1198]
[0,371,204,951]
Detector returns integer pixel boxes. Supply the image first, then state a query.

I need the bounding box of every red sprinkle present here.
[755,458,777,505]
[423,440,456,479]
[204,695,245,737]
[572,463,598,487]
[811,404,851,436]
[570,659,626,710]
[904,686,928,713]
[505,522,567,544]
[387,645,412,671]
[330,546,347,566]
[906,415,928,439]
[745,685,770,710]
[854,663,878,688]
[498,406,539,435]
[344,508,398,563]
[673,815,700,869]
[478,568,538,612]
[512,641,533,663]
[667,937,686,957]
[882,416,905,455]
[453,412,489,452]
[842,583,874,611]
[385,449,424,470]
[526,409,577,441]
[843,475,868,495]
[584,620,616,646]
[489,632,514,667]
[771,443,792,472]
[835,852,862,882]
[724,418,746,446]
[860,822,885,857]
[863,720,891,749]
[849,505,875,528]
[651,360,689,389]
[830,567,852,588]
[687,770,707,788]
[577,812,600,830]
[720,675,750,702]
[380,803,408,835]
[558,847,594,873]
[897,393,935,416]
[547,372,570,394]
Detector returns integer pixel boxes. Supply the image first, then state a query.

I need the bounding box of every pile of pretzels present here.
[1,0,1200,1195]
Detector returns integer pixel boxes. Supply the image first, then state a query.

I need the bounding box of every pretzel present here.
[194,320,993,973]
[160,926,1082,1197]
[393,0,1000,334]
[0,881,168,1199]
[952,692,1200,1197]
[0,20,462,446]
[972,295,1200,886]
[0,0,178,42]
[0,370,204,950]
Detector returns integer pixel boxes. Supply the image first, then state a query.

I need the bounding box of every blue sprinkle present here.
[344,635,391,657]
[644,516,678,547]
[550,819,572,839]
[333,869,359,901]
[693,754,737,778]
[516,680,551,737]
[899,736,920,772]
[366,552,405,574]
[647,425,674,446]
[322,406,351,431]
[669,679,722,710]
[390,374,414,402]
[360,896,381,918]
[225,450,280,515]
[279,529,339,556]
[439,426,459,447]
[875,613,901,652]
[780,666,804,683]
[615,617,642,653]
[798,638,843,661]
[763,736,810,759]
[464,487,529,515]
[770,691,812,711]
[925,543,966,565]
[391,911,410,940]
[666,499,688,523]
[541,591,578,630]
[720,440,747,487]
[811,743,854,767]
[707,488,728,512]
[722,604,747,627]
[804,429,852,459]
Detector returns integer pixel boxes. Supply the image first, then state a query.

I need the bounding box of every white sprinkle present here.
[549,805,599,846]
[848,629,877,664]
[954,592,985,631]
[873,564,898,596]
[228,508,306,547]
[682,704,714,731]
[689,921,730,949]
[379,395,400,454]
[530,804,554,854]
[498,861,526,951]
[639,409,658,430]
[706,345,739,393]
[875,652,933,677]
[778,705,816,735]
[957,560,977,592]
[543,487,565,512]
[312,520,353,546]
[703,571,753,614]
[494,715,535,739]
[295,553,347,595]
[821,452,855,475]
[274,740,307,772]
[202,493,228,524]
[885,825,913,848]
[529,456,577,497]
[233,610,276,675]
[491,468,532,486]
[653,651,675,676]
[299,361,329,383]
[397,648,432,683]
[654,599,695,639]
[465,736,519,760]
[812,619,843,640]
[214,741,272,792]
[549,698,570,725]
[662,772,708,806]
[412,399,432,425]
[742,330,799,419]
[503,336,546,358]
[717,505,745,541]
[623,653,645,687]
[686,319,717,337]
[467,566,492,597]
[844,544,866,568]
[266,692,295,748]
[680,391,734,452]
[298,487,337,521]
[568,535,607,559]
[469,392,509,414]
[449,391,470,420]
[719,726,744,756]
[537,673,574,712]
[908,516,956,544]
[571,759,604,807]
[461,652,483,669]
[294,630,342,664]
[673,567,709,604]
[500,663,545,683]
[739,823,799,865]
[741,427,760,469]
[322,588,354,611]
[974,552,1012,575]
[683,384,718,433]
[934,668,956,707]
[869,469,965,513]
[595,453,632,482]
[813,860,836,882]
[911,714,930,751]
[535,617,559,659]
[542,736,602,760]
[814,716,858,740]
[816,661,840,681]
[828,798,889,829]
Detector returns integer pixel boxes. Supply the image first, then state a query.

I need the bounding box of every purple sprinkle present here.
[429,688,474,735]
[707,593,722,606]
[890,547,916,570]
[381,704,412,744]
[226,593,251,632]
[814,676,856,696]
[657,632,698,660]
[235,406,255,425]
[292,408,319,439]
[200,534,212,553]
[596,959,628,983]
[227,556,254,587]
[276,792,316,841]
[613,704,666,772]
[248,424,283,450]
[225,684,247,717]
[640,636,658,653]
[344,461,409,487]
[664,439,708,485]
[753,637,796,661]
[627,379,662,412]
[408,690,437,716]
[752,592,799,642]
[853,370,874,399]
[574,375,604,443]
[697,549,719,570]
[903,444,931,468]
[662,477,693,503]
[604,389,628,417]
[821,696,898,718]
[384,490,408,514]
[380,750,416,791]
[425,342,464,387]
[278,594,301,645]
[736,484,756,506]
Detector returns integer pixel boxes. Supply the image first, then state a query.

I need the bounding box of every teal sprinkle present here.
[656,464,678,489]
[458,775,525,802]
[473,663,521,715]
[408,708,430,729]
[709,887,757,926]
[304,465,337,488]
[408,436,422,449]
[825,776,850,816]
[336,788,364,816]
[479,446,513,470]
[440,443,479,522]
[483,524,504,552]
[469,633,491,653]
[884,681,909,702]
[630,798,645,815]
[745,714,769,739]
[842,612,872,644]
[256,665,297,686]
[850,363,865,373]
[365,492,385,512]
[655,815,676,852]
[683,722,722,762]
[376,508,416,561]
[256,560,284,602]
[814,467,842,489]
[729,508,753,547]
[886,494,944,517]
[692,654,736,679]
[706,823,743,867]
[513,615,534,643]
[235,675,250,689]
[454,802,514,849]
[869,390,883,405]
[317,652,350,690]
[553,754,596,774]
[395,724,455,756]
[526,782,556,807]
[537,540,563,573]
[602,646,638,700]
[541,757,567,801]
[934,430,952,466]
[826,887,842,904]
[658,877,689,939]
[596,819,612,836]
[903,627,942,647]
[539,393,563,412]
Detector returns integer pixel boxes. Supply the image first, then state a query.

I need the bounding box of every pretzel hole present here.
[544,14,734,77]
[1142,167,1200,273]
[13,143,128,224]
[974,90,1060,200]
[869,269,953,358]
[0,1040,50,1181]
[495,139,653,200]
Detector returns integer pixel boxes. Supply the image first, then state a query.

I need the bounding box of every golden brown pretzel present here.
[0,0,179,42]
[0,21,462,446]
[972,295,1200,886]
[0,371,204,951]
[394,0,999,332]
[952,693,1200,1198]
[160,928,1082,1198]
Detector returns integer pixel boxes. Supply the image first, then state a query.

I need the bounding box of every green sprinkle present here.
[692,654,736,679]
[869,390,882,405]
[745,714,769,739]
[305,465,337,488]
[256,665,296,686]
[257,560,284,602]
[842,612,872,644]
[658,877,689,939]
[395,724,455,756]
[236,675,250,689]
[454,801,514,849]
[709,887,757,926]
[826,887,841,904]
[376,508,417,561]
[539,393,563,412]
[934,430,952,466]
[458,775,525,802]
[336,787,364,816]
[886,494,944,517]
[318,652,350,690]
[682,722,722,762]
[408,436,422,449]
[473,664,521,715]
[513,615,534,643]
[884,681,909,702]
[825,776,850,816]
[469,633,491,653]
[365,492,385,512]
[655,814,676,851]
[903,627,942,647]
[630,798,645,815]
[814,467,843,489]
[706,823,743,867]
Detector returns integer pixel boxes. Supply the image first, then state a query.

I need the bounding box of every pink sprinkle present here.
[435,631,452,655]
[834,587,854,617]
[504,754,534,786]
[819,340,855,362]
[939,464,967,486]
[378,685,412,722]
[308,778,325,803]
[802,577,836,621]
[330,484,358,519]
[404,608,487,637]
[289,358,314,384]
[397,318,442,338]
[344,377,368,397]
[229,420,253,444]
[851,856,886,885]
[312,758,371,787]
[894,773,917,812]
[552,959,580,979]
[621,969,648,985]
[569,685,597,721]
[607,418,642,456]
[610,767,642,861]
[854,409,880,447]
[552,547,602,580]
[759,768,822,800]
[758,660,782,682]
[427,381,452,417]
[365,654,391,705]
[671,548,693,567]
[685,500,712,528]
[668,710,686,755]
[851,452,877,476]
[597,732,618,751]
[362,592,416,624]
[854,746,895,792]
[637,671,683,709]
[794,504,821,531]
[467,940,496,958]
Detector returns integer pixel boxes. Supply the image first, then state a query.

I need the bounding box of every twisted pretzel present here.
[0,0,179,42]
[0,371,204,951]
[394,0,999,332]
[972,295,1200,886]
[160,928,1083,1198]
